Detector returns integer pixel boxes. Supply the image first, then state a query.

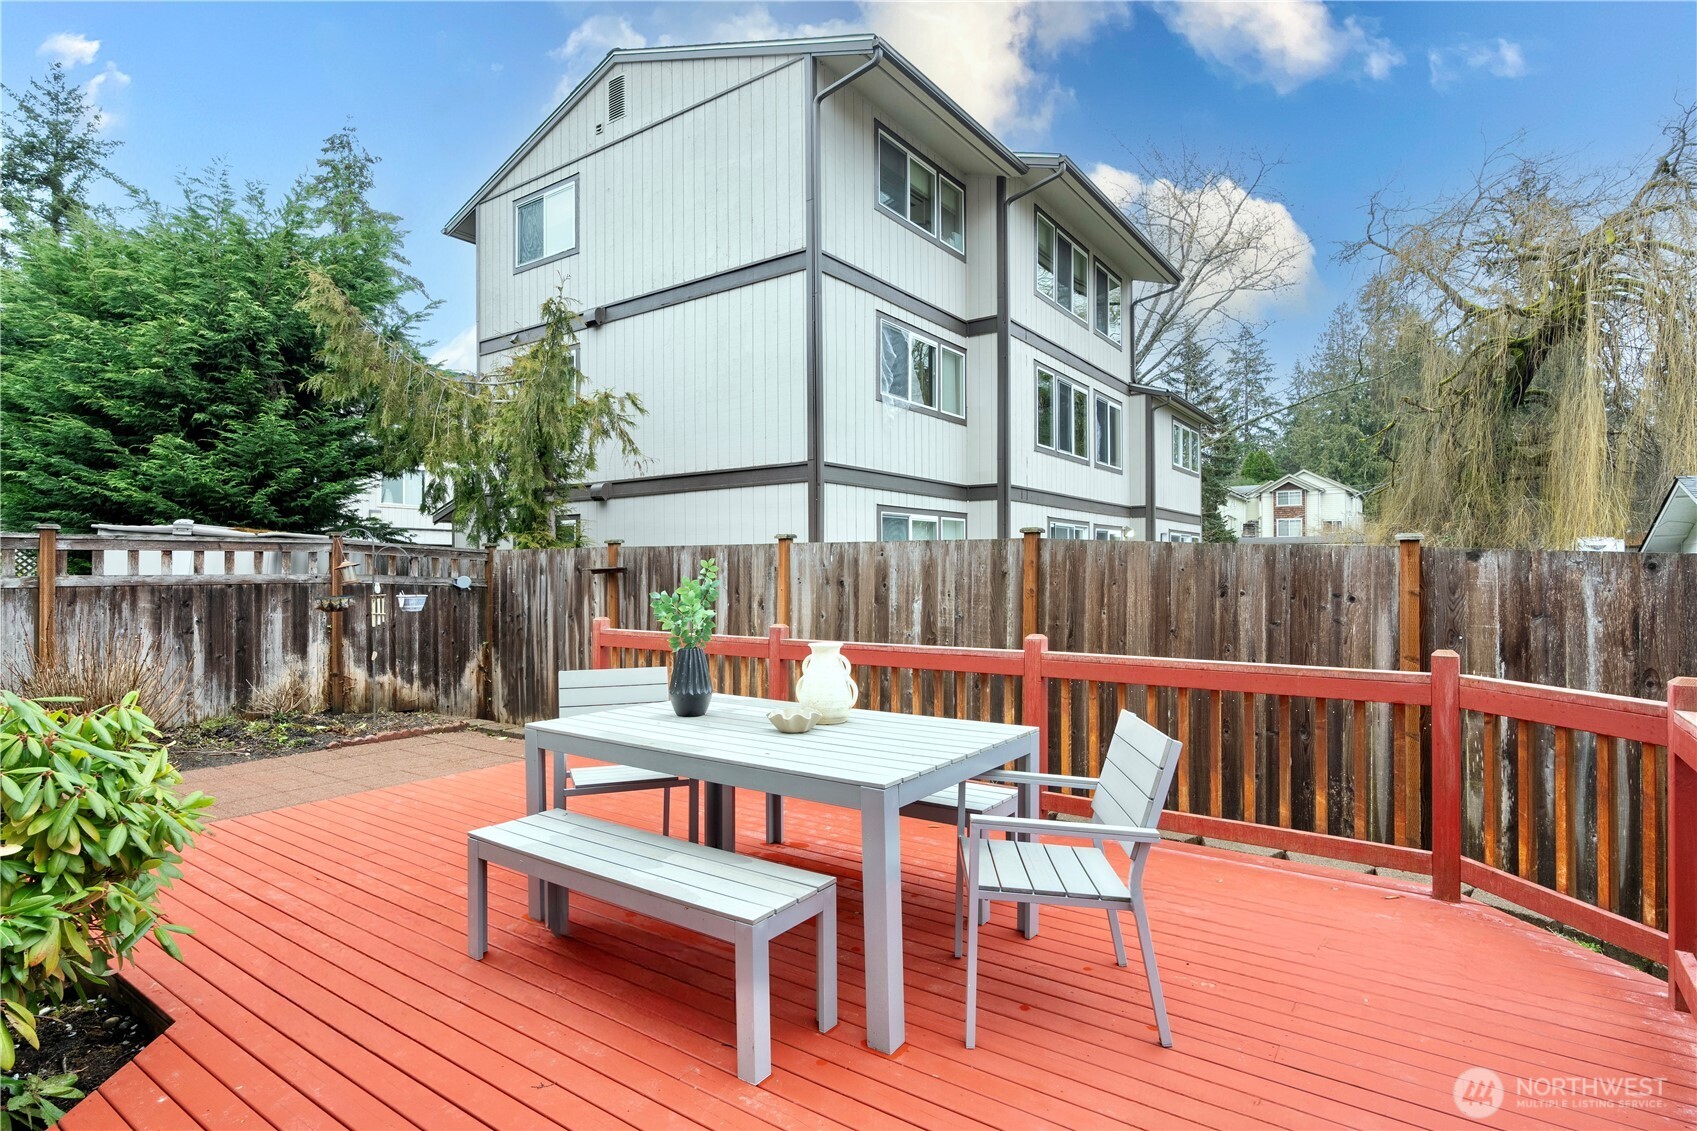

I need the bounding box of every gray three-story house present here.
[444,34,1210,546]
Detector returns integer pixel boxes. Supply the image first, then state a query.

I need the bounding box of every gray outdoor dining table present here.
[522,695,1042,1053]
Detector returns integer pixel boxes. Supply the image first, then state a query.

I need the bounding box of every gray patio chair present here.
[956,709,1183,1049]
[554,668,698,842]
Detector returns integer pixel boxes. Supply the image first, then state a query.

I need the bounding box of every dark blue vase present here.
[669,646,713,717]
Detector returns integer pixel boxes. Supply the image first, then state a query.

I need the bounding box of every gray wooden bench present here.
[467,809,837,1085]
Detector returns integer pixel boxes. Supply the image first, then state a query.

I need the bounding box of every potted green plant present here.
[649,559,719,717]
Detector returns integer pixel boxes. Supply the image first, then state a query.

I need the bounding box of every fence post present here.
[34,524,58,670]
[328,533,346,713]
[1430,650,1462,901]
[481,545,497,720]
[767,624,791,701]
[603,540,623,629]
[1668,677,1697,1013]
[1395,532,1424,846]
[775,535,794,629]
[591,616,612,671]
[1020,527,1043,642]
[1022,634,1050,771]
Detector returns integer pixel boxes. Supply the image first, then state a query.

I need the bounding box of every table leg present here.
[525,731,546,921]
[705,783,737,851]
[861,786,904,1053]
[766,794,784,844]
[1018,743,1040,939]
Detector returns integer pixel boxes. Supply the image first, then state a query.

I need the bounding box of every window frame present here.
[1274,488,1303,507]
[514,175,579,272]
[1163,530,1203,544]
[876,314,967,423]
[378,471,425,508]
[1093,392,1123,472]
[1092,525,1129,541]
[874,125,966,257]
[1275,518,1304,538]
[1034,365,1091,464]
[1034,208,1091,327]
[877,506,968,542]
[1047,519,1090,541]
[1092,259,1124,347]
[1171,420,1202,475]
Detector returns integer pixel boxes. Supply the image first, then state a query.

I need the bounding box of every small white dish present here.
[768,706,821,734]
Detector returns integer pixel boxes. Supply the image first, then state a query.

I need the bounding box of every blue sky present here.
[3,1,1693,382]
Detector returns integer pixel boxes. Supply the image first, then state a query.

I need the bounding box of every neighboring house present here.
[1222,470,1366,542]
[88,521,329,575]
[1639,476,1697,553]
[348,473,462,547]
[443,34,1211,547]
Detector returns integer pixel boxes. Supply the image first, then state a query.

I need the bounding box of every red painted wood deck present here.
[63,761,1697,1130]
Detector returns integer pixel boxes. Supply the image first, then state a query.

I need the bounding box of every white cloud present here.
[1090,161,1317,324]
[38,32,101,67]
[84,62,131,132]
[1429,38,1528,88]
[430,325,478,373]
[1154,1,1401,94]
[549,14,648,100]
[549,2,1124,139]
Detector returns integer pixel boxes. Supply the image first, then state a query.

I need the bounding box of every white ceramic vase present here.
[794,641,858,724]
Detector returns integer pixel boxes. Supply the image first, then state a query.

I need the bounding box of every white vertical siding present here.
[822,485,991,543]
[1150,405,1203,519]
[578,485,807,547]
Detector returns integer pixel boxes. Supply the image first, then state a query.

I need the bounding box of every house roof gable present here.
[1639,475,1697,552]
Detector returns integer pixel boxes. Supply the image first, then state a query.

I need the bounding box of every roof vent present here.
[607,74,626,122]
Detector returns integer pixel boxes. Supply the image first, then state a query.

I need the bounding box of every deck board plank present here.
[59,759,1697,1131]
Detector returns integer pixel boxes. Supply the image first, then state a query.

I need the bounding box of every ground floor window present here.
[1093,525,1129,541]
[1275,518,1303,537]
[1048,519,1089,540]
[1163,530,1202,543]
[880,509,966,541]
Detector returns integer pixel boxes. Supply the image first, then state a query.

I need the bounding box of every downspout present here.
[806,47,884,542]
[997,169,1064,539]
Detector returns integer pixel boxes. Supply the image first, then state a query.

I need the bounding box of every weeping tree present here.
[1346,109,1697,547]
[299,269,643,547]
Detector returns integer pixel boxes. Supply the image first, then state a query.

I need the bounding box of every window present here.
[879,317,965,418]
[379,472,424,507]
[1093,262,1123,345]
[876,130,964,252]
[1275,489,1302,507]
[1276,518,1303,537]
[1093,526,1128,541]
[516,179,577,267]
[1172,421,1201,473]
[1036,367,1089,459]
[1035,212,1090,323]
[1094,395,1122,469]
[880,510,966,541]
[1049,520,1089,540]
[1164,531,1202,544]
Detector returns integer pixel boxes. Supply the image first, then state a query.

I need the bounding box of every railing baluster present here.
[1059,679,1074,781]
[1314,698,1329,836]
[932,670,943,717]
[1175,688,1191,811]
[1145,685,1159,727]
[1598,734,1616,913]
[1482,714,1500,868]
[1241,693,1257,824]
[1393,703,1408,846]
[1086,681,1100,778]
[953,671,964,719]
[1517,719,1534,879]
[1353,700,1368,840]
[1209,690,1224,819]
[1645,743,1663,929]
[1556,727,1573,895]
[1278,695,1293,829]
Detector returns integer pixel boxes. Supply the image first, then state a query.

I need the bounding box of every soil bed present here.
[165,711,467,771]
[11,993,152,1107]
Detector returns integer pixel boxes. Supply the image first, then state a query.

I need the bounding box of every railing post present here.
[328,533,346,713]
[1020,527,1043,642]
[1022,634,1050,771]
[1395,532,1424,846]
[1668,677,1697,1013]
[768,624,791,701]
[34,524,58,670]
[591,616,612,671]
[775,535,794,629]
[1430,650,1462,901]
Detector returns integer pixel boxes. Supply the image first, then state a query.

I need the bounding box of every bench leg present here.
[662,787,672,837]
[766,793,783,844]
[817,898,837,1032]
[734,925,772,1085]
[688,780,700,844]
[545,882,571,937]
[467,842,488,959]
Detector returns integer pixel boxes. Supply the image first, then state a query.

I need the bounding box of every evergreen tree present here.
[1275,302,1400,491]
[0,64,132,249]
[1221,325,1278,449]
[0,129,425,532]
[1239,448,1282,483]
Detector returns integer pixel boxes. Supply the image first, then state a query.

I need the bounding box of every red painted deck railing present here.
[590,618,1692,1011]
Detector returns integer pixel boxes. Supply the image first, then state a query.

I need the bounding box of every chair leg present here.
[1107,908,1128,966]
[687,780,700,844]
[735,925,772,1085]
[467,842,488,959]
[662,787,672,837]
[817,897,838,1032]
[1131,890,1172,1048]
[545,882,571,937]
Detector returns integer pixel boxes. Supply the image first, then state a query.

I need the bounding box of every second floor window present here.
[1037,368,1089,459]
[1093,262,1123,344]
[1172,421,1201,473]
[379,472,424,507]
[877,130,964,252]
[1036,212,1090,323]
[1275,489,1302,506]
[880,317,964,418]
[516,179,577,267]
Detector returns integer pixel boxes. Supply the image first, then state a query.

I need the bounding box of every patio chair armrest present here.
[968,814,1163,843]
[977,769,1101,790]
